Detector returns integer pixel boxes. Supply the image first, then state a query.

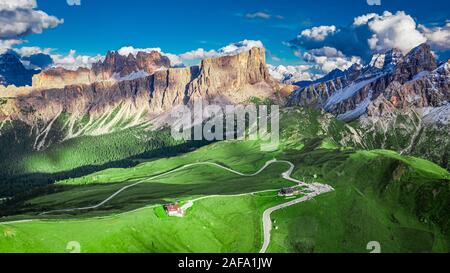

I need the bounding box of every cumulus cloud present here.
[268,64,316,83]
[353,13,378,26]
[0,0,63,40]
[115,40,264,68]
[116,46,183,67]
[7,40,265,71]
[217,40,264,56]
[0,39,22,54]
[302,47,362,74]
[308,46,345,58]
[298,25,338,41]
[419,22,450,51]
[289,11,450,63]
[0,0,37,11]
[0,0,63,56]
[13,46,52,57]
[365,11,426,54]
[175,40,264,64]
[117,46,162,56]
[162,53,184,67]
[179,48,217,60]
[51,50,104,70]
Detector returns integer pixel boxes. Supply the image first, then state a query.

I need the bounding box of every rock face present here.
[0,47,275,148]
[32,50,171,89]
[0,53,39,87]
[286,44,450,168]
[32,67,93,89]
[288,44,446,121]
[92,50,171,80]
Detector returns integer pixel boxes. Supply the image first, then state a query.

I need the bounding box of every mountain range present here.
[0,47,278,151]
[0,53,40,87]
[0,43,449,253]
[0,44,449,170]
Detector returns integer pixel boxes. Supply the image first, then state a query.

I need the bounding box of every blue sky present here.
[1,0,448,78]
[22,0,449,63]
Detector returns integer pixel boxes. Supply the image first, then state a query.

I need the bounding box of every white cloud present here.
[116,46,183,67]
[117,46,162,56]
[303,47,361,74]
[179,48,217,60]
[353,13,378,26]
[174,40,264,64]
[352,11,427,55]
[51,50,104,71]
[268,64,316,83]
[244,11,284,20]
[67,0,81,6]
[419,22,450,51]
[0,39,22,54]
[291,11,450,62]
[0,0,63,40]
[308,46,345,58]
[217,39,264,56]
[355,12,450,53]
[246,11,271,20]
[162,53,183,67]
[366,11,426,54]
[5,40,265,71]
[13,46,52,57]
[0,0,37,11]
[298,25,337,41]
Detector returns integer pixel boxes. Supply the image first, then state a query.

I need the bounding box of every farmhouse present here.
[165,204,184,217]
[278,187,299,197]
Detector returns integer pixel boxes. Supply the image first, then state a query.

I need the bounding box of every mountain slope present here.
[0,47,276,149]
[1,108,448,253]
[287,44,449,170]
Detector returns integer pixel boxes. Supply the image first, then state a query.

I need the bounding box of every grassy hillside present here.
[0,194,286,253]
[0,120,207,197]
[0,108,449,253]
[269,148,450,253]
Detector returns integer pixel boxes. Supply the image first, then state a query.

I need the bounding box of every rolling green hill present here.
[0,108,449,253]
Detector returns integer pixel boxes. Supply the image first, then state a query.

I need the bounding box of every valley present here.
[0,108,449,253]
[0,38,449,254]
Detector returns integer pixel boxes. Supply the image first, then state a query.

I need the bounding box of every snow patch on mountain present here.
[324,75,382,111]
[405,71,431,84]
[422,103,450,125]
[112,70,151,81]
[337,90,374,121]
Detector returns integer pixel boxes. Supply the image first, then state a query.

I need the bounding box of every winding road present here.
[12,159,334,253]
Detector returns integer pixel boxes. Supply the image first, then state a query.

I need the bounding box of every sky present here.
[1,0,449,80]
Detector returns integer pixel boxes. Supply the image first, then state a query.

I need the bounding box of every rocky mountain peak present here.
[0,53,38,87]
[368,48,403,70]
[32,49,171,88]
[3,47,276,138]
[92,49,170,79]
[288,43,447,122]
[401,43,437,75]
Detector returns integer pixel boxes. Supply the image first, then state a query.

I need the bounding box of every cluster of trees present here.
[0,124,209,199]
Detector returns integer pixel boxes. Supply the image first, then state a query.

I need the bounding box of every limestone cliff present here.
[0,47,276,148]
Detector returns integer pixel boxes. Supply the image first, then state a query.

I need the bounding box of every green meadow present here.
[0,108,449,253]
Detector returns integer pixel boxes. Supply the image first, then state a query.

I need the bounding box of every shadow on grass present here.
[0,140,212,214]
